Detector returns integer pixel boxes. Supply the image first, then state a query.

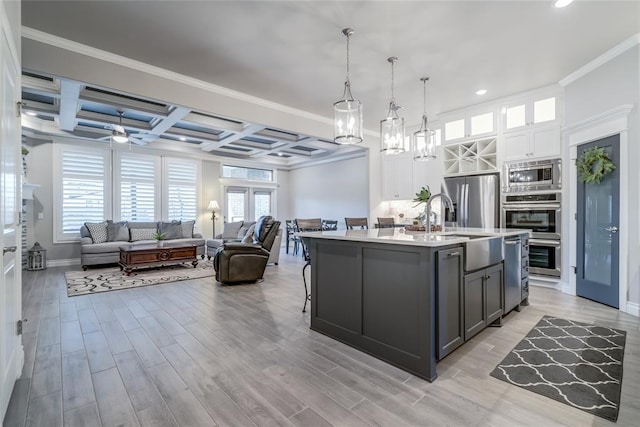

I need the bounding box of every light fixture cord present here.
[422,80,427,115]
[390,60,395,103]
[345,33,350,83]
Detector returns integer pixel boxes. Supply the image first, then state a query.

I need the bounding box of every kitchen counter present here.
[300,226,529,382]
[298,227,530,247]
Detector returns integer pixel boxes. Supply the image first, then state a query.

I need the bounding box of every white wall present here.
[289,156,369,228]
[563,45,640,305]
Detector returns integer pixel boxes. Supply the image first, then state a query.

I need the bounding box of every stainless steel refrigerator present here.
[442,173,500,228]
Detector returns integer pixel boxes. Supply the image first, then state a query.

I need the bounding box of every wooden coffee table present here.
[119,243,199,276]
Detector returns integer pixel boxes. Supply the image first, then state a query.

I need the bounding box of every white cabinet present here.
[443,110,497,143]
[503,124,561,161]
[382,152,414,200]
[501,93,561,161]
[443,137,498,176]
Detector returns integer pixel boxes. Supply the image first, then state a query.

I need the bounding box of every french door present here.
[224,187,273,222]
[576,135,620,308]
[0,18,22,421]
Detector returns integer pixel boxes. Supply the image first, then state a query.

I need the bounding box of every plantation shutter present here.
[119,154,157,221]
[60,149,108,237]
[166,159,198,222]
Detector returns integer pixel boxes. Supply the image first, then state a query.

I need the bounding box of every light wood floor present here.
[3,249,640,427]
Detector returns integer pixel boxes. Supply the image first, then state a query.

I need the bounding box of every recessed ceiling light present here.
[25,111,38,116]
[554,0,574,8]
[179,137,186,141]
[277,152,284,156]
[476,89,487,96]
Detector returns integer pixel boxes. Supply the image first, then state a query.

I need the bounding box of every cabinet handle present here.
[448,252,460,257]
[486,275,491,279]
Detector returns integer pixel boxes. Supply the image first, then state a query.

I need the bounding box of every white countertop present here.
[298,227,530,247]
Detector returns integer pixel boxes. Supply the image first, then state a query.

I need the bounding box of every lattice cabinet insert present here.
[443,137,497,175]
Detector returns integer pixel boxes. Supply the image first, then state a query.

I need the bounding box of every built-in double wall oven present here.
[502,159,562,278]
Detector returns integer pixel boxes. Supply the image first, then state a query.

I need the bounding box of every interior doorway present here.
[576,135,620,308]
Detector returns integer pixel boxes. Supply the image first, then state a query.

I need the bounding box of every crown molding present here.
[559,33,640,87]
[21,27,348,132]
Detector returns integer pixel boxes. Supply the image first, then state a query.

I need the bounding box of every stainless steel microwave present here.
[503,159,561,193]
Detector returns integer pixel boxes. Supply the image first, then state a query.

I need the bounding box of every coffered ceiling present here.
[20,1,640,167]
[21,70,359,167]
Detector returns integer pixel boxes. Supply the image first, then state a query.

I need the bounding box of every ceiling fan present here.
[99,109,150,146]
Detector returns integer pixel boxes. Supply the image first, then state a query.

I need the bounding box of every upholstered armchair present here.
[213,216,281,284]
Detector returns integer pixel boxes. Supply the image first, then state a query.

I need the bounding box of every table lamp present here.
[208,200,220,237]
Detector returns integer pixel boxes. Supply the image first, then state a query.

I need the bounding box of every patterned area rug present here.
[65,260,215,296]
[491,315,626,421]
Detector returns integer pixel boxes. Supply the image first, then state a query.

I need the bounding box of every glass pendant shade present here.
[412,77,436,160]
[380,103,406,154]
[334,82,363,144]
[380,57,406,154]
[413,115,436,160]
[334,28,363,144]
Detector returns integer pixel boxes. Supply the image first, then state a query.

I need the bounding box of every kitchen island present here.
[300,227,529,382]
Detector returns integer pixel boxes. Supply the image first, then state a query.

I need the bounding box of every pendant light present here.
[380,57,406,155]
[333,28,363,144]
[412,77,437,161]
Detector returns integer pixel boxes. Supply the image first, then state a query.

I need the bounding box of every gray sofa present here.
[81,220,205,270]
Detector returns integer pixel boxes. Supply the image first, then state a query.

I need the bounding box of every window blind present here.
[120,154,156,221]
[61,150,107,236]
[166,160,197,221]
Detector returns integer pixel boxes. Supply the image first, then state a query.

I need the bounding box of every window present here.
[226,188,247,222]
[56,147,110,240]
[222,165,273,181]
[54,145,201,241]
[117,153,158,222]
[165,159,199,222]
[253,190,272,219]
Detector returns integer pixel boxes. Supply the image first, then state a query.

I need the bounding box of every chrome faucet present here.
[425,193,453,234]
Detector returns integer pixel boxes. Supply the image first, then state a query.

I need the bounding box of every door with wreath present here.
[576,135,620,308]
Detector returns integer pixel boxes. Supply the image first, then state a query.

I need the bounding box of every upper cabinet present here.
[382,152,414,200]
[501,93,561,162]
[443,110,497,144]
[443,137,497,176]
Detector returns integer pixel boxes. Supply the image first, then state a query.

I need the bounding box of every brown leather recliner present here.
[213,216,281,284]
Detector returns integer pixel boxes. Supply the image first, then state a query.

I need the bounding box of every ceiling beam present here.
[58,80,81,131]
[200,123,265,152]
[76,110,153,132]
[147,106,190,136]
[21,75,60,98]
[79,88,170,117]
[183,112,245,133]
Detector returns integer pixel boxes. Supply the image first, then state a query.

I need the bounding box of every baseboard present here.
[625,302,640,317]
[47,258,81,267]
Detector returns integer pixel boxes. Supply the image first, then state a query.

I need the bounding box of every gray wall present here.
[564,46,640,304]
[288,156,369,228]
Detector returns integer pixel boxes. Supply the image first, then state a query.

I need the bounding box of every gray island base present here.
[300,227,529,382]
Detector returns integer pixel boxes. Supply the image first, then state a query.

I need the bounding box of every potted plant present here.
[412,186,431,225]
[153,231,166,247]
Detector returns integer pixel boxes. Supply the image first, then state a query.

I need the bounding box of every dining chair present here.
[322,219,338,231]
[345,217,368,230]
[295,218,322,312]
[376,217,396,228]
[285,220,299,255]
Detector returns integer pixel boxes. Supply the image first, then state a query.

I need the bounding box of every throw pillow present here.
[241,224,256,244]
[159,221,182,240]
[221,221,244,239]
[130,228,157,241]
[85,221,108,244]
[181,220,195,238]
[237,221,256,239]
[106,220,129,242]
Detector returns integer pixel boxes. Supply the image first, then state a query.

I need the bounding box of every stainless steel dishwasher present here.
[503,236,522,314]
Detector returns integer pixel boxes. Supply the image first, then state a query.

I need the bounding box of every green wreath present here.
[577,146,616,184]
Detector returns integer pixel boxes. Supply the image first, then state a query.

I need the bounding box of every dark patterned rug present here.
[491,315,626,421]
[65,260,215,296]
